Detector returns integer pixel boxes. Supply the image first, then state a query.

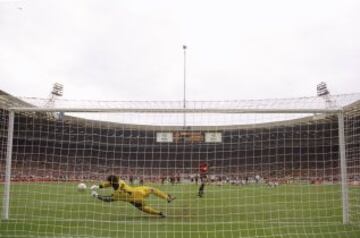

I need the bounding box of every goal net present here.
[1,94,360,238]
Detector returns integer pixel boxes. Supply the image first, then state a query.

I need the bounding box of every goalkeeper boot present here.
[159,212,166,218]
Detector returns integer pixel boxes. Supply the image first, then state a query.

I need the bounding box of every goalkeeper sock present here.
[141,205,162,215]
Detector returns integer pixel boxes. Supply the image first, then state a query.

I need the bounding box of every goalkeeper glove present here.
[91,191,98,198]
[90,185,99,190]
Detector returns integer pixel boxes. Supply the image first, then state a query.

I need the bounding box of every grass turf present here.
[1,182,360,238]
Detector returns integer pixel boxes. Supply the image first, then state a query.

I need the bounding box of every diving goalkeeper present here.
[90,175,176,218]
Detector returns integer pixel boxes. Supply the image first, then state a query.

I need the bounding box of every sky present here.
[1,0,360,102]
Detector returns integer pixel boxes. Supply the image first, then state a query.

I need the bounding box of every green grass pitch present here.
[1,183,360,238]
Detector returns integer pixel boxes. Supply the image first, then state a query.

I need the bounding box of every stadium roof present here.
[7,93,360,111]
[1,90,360,127]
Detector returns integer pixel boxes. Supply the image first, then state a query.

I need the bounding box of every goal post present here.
[337,111,349,224]
[1,110,14,220]
[1,95,360,238]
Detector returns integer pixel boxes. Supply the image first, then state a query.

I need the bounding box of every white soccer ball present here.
[77,183,87,191]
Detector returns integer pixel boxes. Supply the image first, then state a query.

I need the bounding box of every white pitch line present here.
[5,217,344,226]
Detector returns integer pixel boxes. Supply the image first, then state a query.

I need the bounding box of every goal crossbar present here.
[8,107,343,113]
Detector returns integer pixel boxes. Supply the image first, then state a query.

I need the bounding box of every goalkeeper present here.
[90,175,176,218]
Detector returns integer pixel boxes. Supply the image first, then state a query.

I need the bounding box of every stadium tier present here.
[0,91,360,238]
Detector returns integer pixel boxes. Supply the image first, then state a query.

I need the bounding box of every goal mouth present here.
[1,93,360,237]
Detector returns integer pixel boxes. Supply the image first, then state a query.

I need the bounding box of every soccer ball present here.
[77,183,87,192]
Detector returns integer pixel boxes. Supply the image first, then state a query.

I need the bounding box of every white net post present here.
[2,110,14,220]
[338,111,349,224]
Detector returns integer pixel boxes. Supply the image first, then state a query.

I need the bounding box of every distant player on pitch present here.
[198,162,208,197]
[91,175,176,218]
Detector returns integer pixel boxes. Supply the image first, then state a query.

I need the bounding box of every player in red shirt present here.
[198,162,208,197]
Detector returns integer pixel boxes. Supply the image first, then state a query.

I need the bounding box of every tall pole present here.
[183,45,187,128]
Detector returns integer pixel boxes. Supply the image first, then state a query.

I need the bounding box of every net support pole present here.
[183,45,187,128]
[338,111,349,224]
[2,110,14,220]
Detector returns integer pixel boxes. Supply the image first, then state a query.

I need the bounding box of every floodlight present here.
[317,82,330,96]
[51,83,63,97]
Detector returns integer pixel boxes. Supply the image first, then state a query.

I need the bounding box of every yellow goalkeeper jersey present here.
[99,179,150,202]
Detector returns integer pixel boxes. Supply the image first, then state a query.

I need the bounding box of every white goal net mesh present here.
[1,93,360,238]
